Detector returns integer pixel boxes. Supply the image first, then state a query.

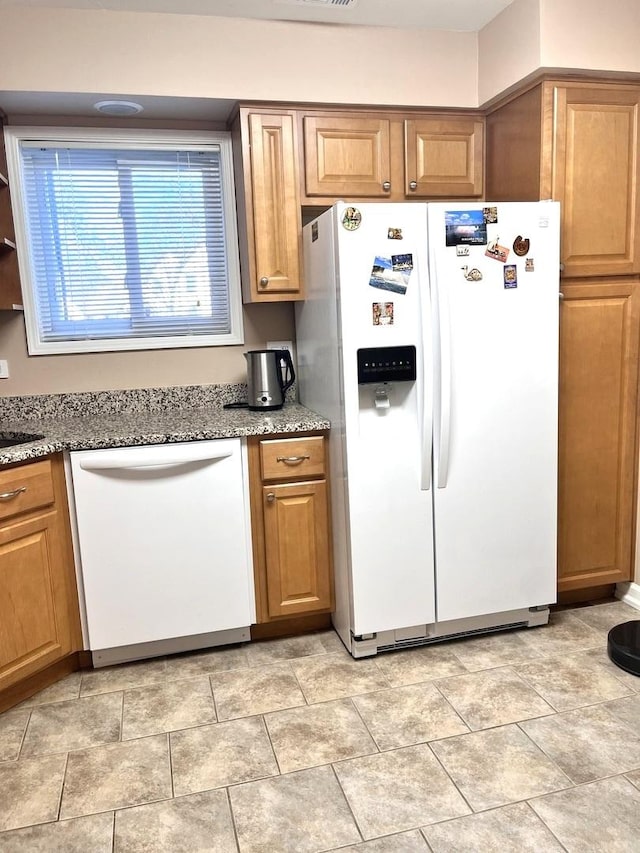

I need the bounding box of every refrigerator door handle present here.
[432,253,452,490]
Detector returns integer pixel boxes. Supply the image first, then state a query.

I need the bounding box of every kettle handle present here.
[277,349,296,395]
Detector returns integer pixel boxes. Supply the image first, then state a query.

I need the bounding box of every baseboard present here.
[616,582,640,611]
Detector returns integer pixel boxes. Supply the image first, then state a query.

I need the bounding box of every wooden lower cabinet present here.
[0,455,82,695]
[558,279,640,593]
[248,433,334,623]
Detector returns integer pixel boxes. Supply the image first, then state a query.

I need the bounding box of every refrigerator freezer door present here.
[428,202,560,622]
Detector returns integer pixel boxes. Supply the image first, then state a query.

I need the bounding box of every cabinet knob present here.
[382,181,391,192]
[259,276,269,288]
[409,181,418,191]
[266,492,276,503]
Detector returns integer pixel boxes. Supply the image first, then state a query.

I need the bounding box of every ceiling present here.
[0,0,515,33]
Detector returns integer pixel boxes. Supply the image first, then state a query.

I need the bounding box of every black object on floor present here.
[608,621,640,676]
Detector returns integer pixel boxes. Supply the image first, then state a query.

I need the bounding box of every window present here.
[4,127,243,354]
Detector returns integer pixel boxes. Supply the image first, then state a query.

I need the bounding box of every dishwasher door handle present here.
[78,445,234,472]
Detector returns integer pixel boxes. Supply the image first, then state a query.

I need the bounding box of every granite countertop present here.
[0,384,330,466]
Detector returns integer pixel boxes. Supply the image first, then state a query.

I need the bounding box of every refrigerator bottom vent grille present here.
[376,620,528,653]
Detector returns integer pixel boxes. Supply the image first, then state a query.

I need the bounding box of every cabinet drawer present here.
[260,436,325,480]
[0,460,55,522]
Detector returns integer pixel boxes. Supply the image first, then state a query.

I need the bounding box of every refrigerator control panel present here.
[357,346,417,384]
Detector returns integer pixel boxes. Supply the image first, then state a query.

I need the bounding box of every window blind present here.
[19,143,233,346]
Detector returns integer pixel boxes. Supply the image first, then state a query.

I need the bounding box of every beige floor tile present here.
[317,629,349,655]
[422,801,564,852]
[331,829,428,851]
[163,644,249,679]
[60,735,172,819]
[334,743,470,839]
[170,716,278,796]
[435,667,554,730]
[265,698,377,773]
[373,646,466,687]
[530,775,640,852]
[291,653,389,703]
[517,612,603,658]
[352,682,469,750]
[520,704,640,784]
[211,661,306,720]
[605,694,640,730]
[229,764,360,853]
[114,790,237,853]
[246,634,327,668]
[0,812,114,852]
[450,630,542,672]
[431,724,569,812]
[0,753,67,831]
[626,767,640,790]
[582,647,640,690]
[122,677,216,739]
[21,693,122,757]
[18,673,82,708]
[570,600,640,633]
[516,653,633,711]
[0,709,30,762]
[80,659,168,697]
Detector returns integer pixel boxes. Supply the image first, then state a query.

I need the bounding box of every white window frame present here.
[4,126,244,354]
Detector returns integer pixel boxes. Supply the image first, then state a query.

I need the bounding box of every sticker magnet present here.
[525,257,535,272]
[311,221,319,242]
[504,264,518,289]
[483,206,498,224]
[485,238,510,263]
[445,210,488,247]
[388,227,403,240]
[456,245,470,257]
[342,207,362,231]
[461,265,483,281]
[513,235,530,256]
[372,302,394,325]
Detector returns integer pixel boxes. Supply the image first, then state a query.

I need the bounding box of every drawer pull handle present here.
[0,486,27,501]
[276,455,310,464]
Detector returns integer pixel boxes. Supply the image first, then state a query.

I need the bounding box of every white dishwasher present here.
[68,439,255,666]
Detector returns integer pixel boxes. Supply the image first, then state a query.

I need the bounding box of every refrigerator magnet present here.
[513,235,530,256]
[461,265,483,281]
[369,256,409,295]
[372,302,394,325]
[456,245,470,257]
[504,265,518,288]
[445,210,488,246]
[525,257,535,271]
[342,207,362,231]
[387,227,403,240]
[485,238,510,263]
[483,206,498,224]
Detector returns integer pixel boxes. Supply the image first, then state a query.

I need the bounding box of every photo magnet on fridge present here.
[485,238,510,263]
[525,257,535,271]
[341,206,362,231]
[483,206,498,224]
[372,302,394,325]
[445,210,488,246]
[387,227,403,240]
[369,255,412,295]
[504,265,518,288]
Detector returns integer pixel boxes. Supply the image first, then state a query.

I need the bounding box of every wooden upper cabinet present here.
[232,109,303,302]
[404,118,483,197]
[303,115,392,198]
[549,85,640,278]
[557,279,640,593]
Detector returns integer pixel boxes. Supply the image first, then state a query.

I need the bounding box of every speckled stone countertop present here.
[0,384,330,466]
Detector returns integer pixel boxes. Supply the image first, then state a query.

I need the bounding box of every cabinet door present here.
[303,116,392,197]
[404,118,483,197]
[0,511,74,691]
[248,113,302,298]
[558,280,640,593]
[551,86,640,277]
[262,480,332,618]
[0,122,22,310]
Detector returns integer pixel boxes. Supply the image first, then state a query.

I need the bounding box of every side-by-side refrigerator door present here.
[334,202,436,636]
[428,201,559,623]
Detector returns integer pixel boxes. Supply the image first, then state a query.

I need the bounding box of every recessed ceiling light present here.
[93,100,144,117]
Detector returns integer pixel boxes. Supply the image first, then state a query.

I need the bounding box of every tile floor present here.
[1,601,640,851]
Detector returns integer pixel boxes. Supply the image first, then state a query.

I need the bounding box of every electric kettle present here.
[245,349,295,411]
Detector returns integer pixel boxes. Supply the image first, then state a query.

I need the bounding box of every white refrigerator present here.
[295,201,560,658]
